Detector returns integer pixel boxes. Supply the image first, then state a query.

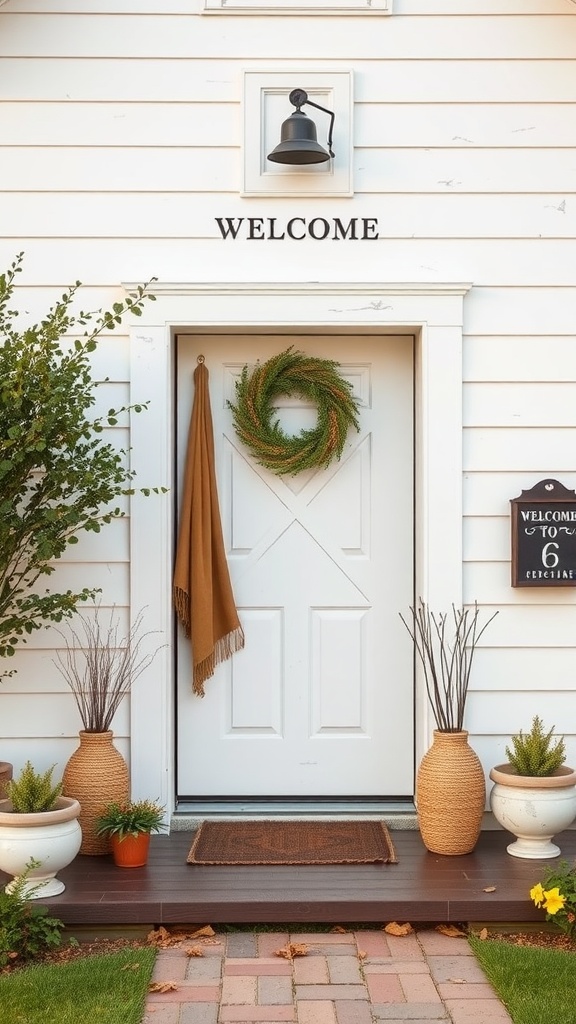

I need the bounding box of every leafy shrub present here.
[0,861,64,967]
[0,253,157,665]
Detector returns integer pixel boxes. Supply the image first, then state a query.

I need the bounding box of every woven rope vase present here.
[62,731,129,855]
[0,762,13,800]
[416,730,485,856]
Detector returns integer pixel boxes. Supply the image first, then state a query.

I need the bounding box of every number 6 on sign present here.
[542,542,560,570]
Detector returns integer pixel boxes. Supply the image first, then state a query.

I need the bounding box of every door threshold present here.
[174,797,416,822]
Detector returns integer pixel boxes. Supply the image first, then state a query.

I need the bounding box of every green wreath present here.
[228,347,360,475]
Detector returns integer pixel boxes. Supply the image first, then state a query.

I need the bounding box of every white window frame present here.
[204,0,391,13]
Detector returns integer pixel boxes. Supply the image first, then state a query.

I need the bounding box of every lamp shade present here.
[267,110,331,165]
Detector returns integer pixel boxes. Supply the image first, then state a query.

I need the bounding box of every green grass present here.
[469,935,576,1024]
[0,947,156,1024]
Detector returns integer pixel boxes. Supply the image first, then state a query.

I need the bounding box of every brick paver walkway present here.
[142,927,513,1024]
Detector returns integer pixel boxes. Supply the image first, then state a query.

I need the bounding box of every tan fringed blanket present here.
[173,359,245,695]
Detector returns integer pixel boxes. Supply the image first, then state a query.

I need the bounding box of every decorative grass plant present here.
[400,600,498,732]
[54,607,162,733]
[505,715,566,776]
[6,762,63,813]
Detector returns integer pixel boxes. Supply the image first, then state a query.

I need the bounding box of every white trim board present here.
[127,281,470,818]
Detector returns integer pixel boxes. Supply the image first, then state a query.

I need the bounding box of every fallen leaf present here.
[357,950,367,960]
[147,927,192,948]
[384,922,413,937]
[148,927,171,945]
[436,924,467,938]
[185,946,204,957]
[189,926,216,939]
[479,927,489,940]
[330,925,347,933]
[274,943,309,960]
[483,886,497,893]
[449,978,466,984]
[149,981,178,993]
[121,963,142,971]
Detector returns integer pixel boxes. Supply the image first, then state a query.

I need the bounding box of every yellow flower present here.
[543,887,566,915]
[530,883,545,907]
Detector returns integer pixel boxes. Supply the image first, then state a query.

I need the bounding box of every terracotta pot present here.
[110,832,151,868]
[490,763,576,859]
[62,731,129,855]
[416,730,486,856]
[0,796,81,898]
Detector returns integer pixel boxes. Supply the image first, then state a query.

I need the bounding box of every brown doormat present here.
[187,819,397,866]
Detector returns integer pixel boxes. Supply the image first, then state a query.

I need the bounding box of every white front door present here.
[175,334,414,799]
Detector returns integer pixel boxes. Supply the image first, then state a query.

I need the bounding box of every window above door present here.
[204,0,391,13]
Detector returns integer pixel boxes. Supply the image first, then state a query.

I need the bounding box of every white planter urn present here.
[489,764,576,860]
[0,796,82,898]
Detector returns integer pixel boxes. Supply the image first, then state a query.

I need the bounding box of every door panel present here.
[176,335,414,797]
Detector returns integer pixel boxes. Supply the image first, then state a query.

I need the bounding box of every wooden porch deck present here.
[11,826,576,929]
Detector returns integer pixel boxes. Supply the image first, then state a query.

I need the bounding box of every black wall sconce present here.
[267,88,335,165]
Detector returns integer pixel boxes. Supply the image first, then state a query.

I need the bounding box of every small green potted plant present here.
[95,799,166,868]
[0,762,81,897]
[6,761,64,813]
[504,715,567,777]
[490,716,576,859]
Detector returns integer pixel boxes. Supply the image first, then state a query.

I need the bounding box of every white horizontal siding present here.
[3,146,576,193]
[468,690,576,735]
[464,604,576,647]
[2,693,130,738]
[2,14,576,59]
[464,383,576,427]
[4,59,576,103]
[471,647,576,690]
[463,289,576,333]
[465,517,512,563]
[3,1,576,793]
[464,472,576,515]
[24,561,129,611]
[3,194,576,240]
[43,517,130,562]
[4,102,576,149]
[465,337,576,381]
[465,428,576,472]
[465,561,576,604]
[0,737,130,786]
[4,0,572,12]
[4,245,576,294]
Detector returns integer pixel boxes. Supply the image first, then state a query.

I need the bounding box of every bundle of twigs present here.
[55,607,162,733]
[400,600,498,732]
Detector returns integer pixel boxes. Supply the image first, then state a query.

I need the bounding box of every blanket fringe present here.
[193,626,245,697]
[173,587,191,637]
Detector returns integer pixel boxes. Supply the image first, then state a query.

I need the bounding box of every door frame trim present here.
[127,281,470,814]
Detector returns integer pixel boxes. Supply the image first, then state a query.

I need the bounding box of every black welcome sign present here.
[511,479,576,587]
